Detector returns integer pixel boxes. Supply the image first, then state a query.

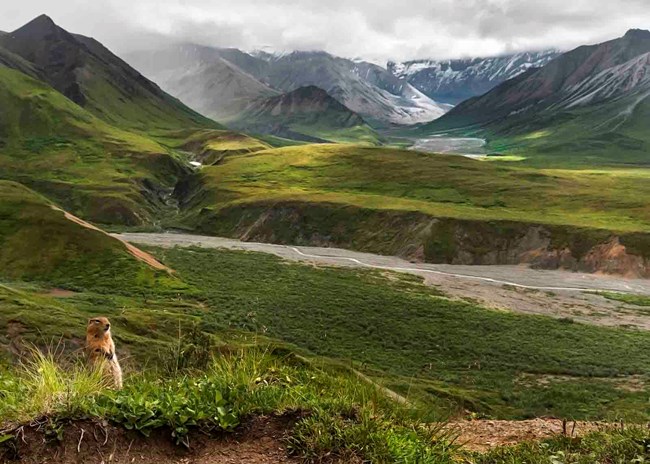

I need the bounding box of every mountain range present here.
[388,50,560,104]
[0,15,216,132]
[126,46,451,126]
[425,29,650,163]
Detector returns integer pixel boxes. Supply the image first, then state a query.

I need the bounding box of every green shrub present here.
[93,375,238,445]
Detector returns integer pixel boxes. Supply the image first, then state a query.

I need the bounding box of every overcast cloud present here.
[1,0,649,62]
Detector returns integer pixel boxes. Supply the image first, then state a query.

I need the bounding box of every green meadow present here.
[186,143,650,233]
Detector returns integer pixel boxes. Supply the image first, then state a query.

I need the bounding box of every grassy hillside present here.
[179,143,650,233]
[3,236,650,421]
[487,93,650,167]
[2,234,650,459]
[156,128,273,165]
[0,66,193,225]
[156,246,650,421]
[0,180,172,291]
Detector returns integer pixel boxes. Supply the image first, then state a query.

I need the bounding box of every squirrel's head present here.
[88,317,111,336]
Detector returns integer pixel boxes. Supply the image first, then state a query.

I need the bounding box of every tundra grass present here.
[468,427,650,463]
[192,144,650,233]
[152,246,650,421]
[0,349,458,462]
[3,243,650,421]
[599,292,650,307]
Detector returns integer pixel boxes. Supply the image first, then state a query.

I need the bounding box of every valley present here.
[2,11,650,463]
[409,136,488,157]
[117,232,650,329]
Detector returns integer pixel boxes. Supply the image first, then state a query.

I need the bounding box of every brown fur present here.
[85,317,123,389]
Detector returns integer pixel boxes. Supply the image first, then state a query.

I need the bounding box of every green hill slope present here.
[421,29,650,166]
[0,180,166,288]
[0,66,188,225]
[0,15,219,132]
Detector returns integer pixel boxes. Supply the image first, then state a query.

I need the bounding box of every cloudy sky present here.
[1,0,648,62]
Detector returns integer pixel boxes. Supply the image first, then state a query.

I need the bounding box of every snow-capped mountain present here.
[388,50,560,104]
[229,50,451,124]
[128,47,451,126]
[425,29,650,137]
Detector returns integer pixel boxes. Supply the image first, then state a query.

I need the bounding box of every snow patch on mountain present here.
[388,50,561,104]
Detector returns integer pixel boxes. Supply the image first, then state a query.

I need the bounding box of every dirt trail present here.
[51,207,170,272]
[448,418,602,452]
[115,232,650,330]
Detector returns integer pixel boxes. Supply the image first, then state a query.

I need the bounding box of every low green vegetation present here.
[0,348,458,462]
[153,246,650,421]
[5,230,650,421]
[2,223,650,459]
[3,349,649,463]
[471,428,650,463]
[599,292,650,307]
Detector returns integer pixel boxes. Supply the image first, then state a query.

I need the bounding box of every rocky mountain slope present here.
[0,15,217,131]
[431,30,650,126]
[389,50,559,104]
[229,85,378,143]
[127,47,450,126]
[124,44,279,121]
[249,51,451,125]
[423,29,650,163]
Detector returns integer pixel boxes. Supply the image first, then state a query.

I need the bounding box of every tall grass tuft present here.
[2,347,108,424]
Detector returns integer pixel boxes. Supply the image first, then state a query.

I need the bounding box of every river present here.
[410,137,487,158]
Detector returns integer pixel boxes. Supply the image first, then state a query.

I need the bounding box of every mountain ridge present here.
[127,45,450,126]
[229,85,377,143]
[428,28,650,128]
[422,29,650,165]
[124,43,279,121]
[1,15,218,131]
[388,50,560,104]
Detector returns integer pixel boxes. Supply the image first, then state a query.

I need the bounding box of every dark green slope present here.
[0,15,219,132]
[0,66,188,225]
[0,44,41,79]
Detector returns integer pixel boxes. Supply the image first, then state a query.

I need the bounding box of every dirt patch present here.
[422,274,650,330]
[51,206,170,272]
[6,321,26,357]
[447,419,602,452]
[516,373,648,393]
[40,288,78,298]
[1,415,299,464]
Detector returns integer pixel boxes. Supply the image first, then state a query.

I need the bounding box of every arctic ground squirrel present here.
[85,317,123,389]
